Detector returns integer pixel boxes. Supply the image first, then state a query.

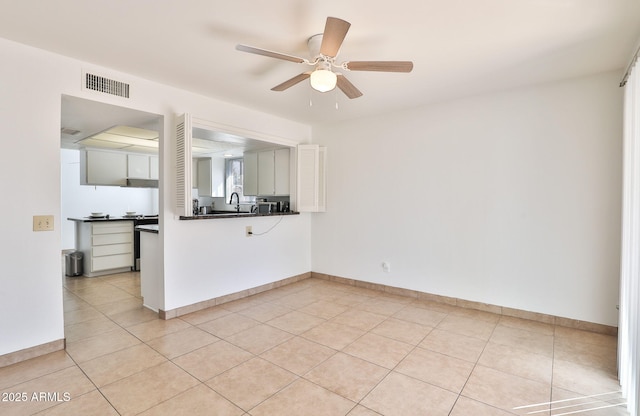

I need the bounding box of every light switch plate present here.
[33,215,54,231]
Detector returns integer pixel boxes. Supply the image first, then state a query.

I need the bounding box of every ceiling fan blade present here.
[320,17,351,57]
[236,44,306,64]
[345,61,414,72]
[271,72,312,91]
[336,74,363,99]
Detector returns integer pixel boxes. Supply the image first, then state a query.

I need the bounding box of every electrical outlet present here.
[382,262,391,273]
[33,215,54,231]
[246,225,252,237]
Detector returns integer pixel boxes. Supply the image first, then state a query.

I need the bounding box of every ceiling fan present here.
[235,17,414,99]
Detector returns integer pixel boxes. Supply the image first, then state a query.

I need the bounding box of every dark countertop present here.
[68,216,159,223]
[179,211,300,220]
[68,216,135,222]
[136,224,159,234]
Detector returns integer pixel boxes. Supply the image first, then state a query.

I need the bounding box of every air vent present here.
[60,127,81,135]
[84,72,130,98]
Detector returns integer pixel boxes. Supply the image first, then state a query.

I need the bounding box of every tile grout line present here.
[445,317,502,416]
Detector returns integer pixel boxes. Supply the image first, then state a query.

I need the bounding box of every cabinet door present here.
[92,254,132,272]
[317,146,327,211]
[127,154,150,179]
[297,144,326,212]
[274,148,290,195]
[243,152,258,196]
[210,157,225,197]
[192,158,198,189]
[149,156,159,180]
[197,158,212,197]
[197,157,227,197]
[258,150,275,195]
[84,150,127,186]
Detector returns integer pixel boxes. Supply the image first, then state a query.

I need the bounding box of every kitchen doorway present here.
[60,96,163,336]
[60,95,162,251]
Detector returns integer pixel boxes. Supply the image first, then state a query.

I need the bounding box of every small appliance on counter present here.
[192,199,199,216]
[257,201,278,214]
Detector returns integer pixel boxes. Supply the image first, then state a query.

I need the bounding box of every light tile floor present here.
[0,272,628,415]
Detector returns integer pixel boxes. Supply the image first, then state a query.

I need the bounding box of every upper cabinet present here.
[81,149,158,186]
[244,148,290,196]
[196,157,225,197]
[81,149,127,186]
[127,154,158,180]
[243,152,258,196]
[274,148,290,196]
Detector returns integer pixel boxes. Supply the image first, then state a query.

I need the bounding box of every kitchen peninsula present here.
[136,224,160,312]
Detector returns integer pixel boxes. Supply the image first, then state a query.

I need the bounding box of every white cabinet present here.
[192,158,198,189]
[81,150,158,185]
[196,157,225,197]
[244,148,290,196]
[81,150,127,186]
[274,148,290,195]
[127,154,150,179]
[77,221,133,276]
[243,152,258,196]
[127,154,158,179]
[149,156,159,180]
[258,150,275,195]
[297,144,326,212]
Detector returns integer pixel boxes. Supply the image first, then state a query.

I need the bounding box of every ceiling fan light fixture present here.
[310,69,337,92]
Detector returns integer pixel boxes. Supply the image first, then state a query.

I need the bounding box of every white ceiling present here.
[2,0,639,125]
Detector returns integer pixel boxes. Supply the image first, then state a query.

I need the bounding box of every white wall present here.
[60,148,158,249]
[0,37,311,356]
[312,71,623,326]
[0,32,623,359]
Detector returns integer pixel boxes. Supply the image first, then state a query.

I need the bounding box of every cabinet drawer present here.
[92,254,132,272]
[93,233,132,246]
[93,243,132,257]
[93,222,133,235]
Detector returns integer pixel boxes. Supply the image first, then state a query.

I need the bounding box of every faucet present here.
[229,192,240,213]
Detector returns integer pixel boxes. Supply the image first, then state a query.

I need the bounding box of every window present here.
[225,157,255,203]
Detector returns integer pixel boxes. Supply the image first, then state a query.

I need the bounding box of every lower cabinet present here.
[78,221,133,276]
